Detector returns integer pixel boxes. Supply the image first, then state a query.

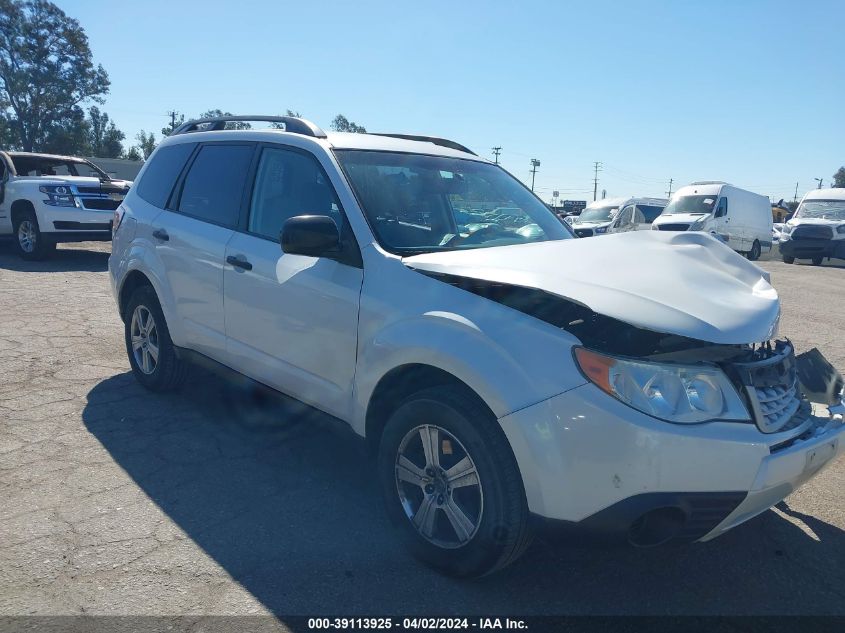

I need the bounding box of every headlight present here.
[689,217,707,231]
[574,347,750,424]
[595,226,608,234]
[781,224,794,234]
[39,185,78,207]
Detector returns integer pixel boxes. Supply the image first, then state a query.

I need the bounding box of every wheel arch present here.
[118,269,155,322]
[10,199,35,225]
[364,363,496,455]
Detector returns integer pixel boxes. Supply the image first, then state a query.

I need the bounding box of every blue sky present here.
[60,0,843,203]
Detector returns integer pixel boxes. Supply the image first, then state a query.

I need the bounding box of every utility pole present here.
[666,178,673,199]
[793,182,799,203]
[814,178,823,189]
[166,110,181,133]
[592,161,602,201]
[491,147,502,165]
[529,159,540,191]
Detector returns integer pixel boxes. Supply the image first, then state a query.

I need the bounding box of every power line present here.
[166,110,181,131]
[592,161,602,201]
[491,147,502,165]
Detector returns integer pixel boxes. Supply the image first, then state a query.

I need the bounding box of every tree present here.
[270,109,302,129]
[197,109,251,130]
[331,114,366,133]
[87,106,124,158]
[161,112,183,137]
[124,145,142,162]
[134,130,156,159]
[833,167,845,188]
[0,0,110,151]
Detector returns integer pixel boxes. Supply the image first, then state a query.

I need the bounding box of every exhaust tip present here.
[628,507,686,547]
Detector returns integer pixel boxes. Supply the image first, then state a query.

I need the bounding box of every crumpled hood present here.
[404,231,780,345]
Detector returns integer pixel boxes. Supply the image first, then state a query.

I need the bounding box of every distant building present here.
[85,156,143,181]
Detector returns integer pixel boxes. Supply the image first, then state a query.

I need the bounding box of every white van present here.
[571,197,667,237]
[651,182,772,260]
[779,188,845,265]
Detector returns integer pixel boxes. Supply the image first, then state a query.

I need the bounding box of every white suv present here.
[108,115,845,577]
[0,151,131,259]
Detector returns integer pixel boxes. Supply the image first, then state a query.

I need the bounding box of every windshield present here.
[10,155,110,179]
[794,199,845,221]
[335,150,572,254]
[577,205,618,222]
[662,194,717,215]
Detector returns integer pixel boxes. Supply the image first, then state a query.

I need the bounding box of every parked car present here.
[0,151,132,259]
[779,187,845,265]
[651,182,772,260]
[573,197,667,237]
[109,115,844,577]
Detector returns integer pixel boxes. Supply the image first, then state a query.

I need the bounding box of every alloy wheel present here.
[18,220,36,253]
[130,305,160,375]
[395,424,483,549]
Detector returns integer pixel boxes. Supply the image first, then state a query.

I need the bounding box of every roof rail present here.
[369,133,476,156]
[172,115,327,138]
[689,180,729,186]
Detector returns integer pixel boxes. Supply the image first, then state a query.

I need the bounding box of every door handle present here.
[226,255,253,271]
[152,228,169,241]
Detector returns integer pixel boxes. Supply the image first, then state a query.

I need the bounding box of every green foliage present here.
[833,167,845,188]
[0,0,110,151]
[124,145,142,162]
[134,130,156,159]
[331,114,367,133]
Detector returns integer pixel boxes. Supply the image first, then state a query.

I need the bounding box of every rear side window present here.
[136,143,195,208]
[178,144,254,227]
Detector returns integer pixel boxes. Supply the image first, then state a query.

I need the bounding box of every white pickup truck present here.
[0,151,132,259]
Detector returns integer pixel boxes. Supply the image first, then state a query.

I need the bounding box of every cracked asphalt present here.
[0,241,844,620]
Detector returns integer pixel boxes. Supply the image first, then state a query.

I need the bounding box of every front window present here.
[11,155,110,180]
[794,199,845,221]
[577,205,618,223]
[334,150,571,254]
[662,195,717,215]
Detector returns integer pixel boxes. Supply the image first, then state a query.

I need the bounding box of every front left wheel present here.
[13,210,55,261]
[377,385,533,577]
[747,240,761,261]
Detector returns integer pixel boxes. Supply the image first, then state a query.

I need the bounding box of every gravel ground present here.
[1,241,843,620]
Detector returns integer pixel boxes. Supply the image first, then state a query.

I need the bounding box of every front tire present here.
[13,210,55,261]
[811,256,824,266]
[124,286,188,391]
[747,240,761,261]
[377,385,532,577]
[782,255,795,264]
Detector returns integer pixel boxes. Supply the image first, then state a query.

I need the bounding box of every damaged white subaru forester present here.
[109,115,845,577]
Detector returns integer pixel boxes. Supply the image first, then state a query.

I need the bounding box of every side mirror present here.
[280,215,341,257]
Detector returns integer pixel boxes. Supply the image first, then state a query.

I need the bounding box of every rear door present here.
[152,142,255,360]
[223,144,363,418]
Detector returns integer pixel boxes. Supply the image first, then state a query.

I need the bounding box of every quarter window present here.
[248,147,343,241]
[178,144,253,227]
[135,143,196,208]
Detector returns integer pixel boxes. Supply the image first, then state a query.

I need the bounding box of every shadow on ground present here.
[0,241,109,272]
[82,370,845,617]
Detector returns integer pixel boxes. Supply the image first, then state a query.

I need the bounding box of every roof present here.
[158,127,483,161]
[803,187,845,200]
[6,151,88,162]
[586,196,668,208]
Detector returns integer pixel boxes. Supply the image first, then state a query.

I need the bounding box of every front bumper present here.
[779,237,845,260]
[500,382,844,543]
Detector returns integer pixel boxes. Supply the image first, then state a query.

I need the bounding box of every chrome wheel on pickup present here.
[17,219,36,253]
[13,209,55,261]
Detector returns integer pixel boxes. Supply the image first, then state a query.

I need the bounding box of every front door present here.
[223,145,363,418]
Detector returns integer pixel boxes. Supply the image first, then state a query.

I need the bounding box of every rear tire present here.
[747,240,761,261]
[13,210,55,261]
[782,255,795,264]
[124,286,188,391]
[811,256,823,266]
[377,385,533,577]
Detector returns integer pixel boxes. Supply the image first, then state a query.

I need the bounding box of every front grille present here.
[574,228,593,237]
[729,340,808,433]
[656,223,690,231]
[81,198,121,210]
[792,225,833,240]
